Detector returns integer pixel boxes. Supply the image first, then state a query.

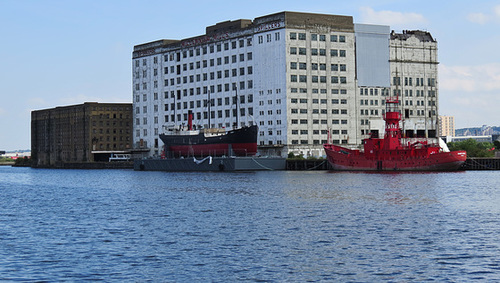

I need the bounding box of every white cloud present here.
[359,6,427,27]
[440,63,500,92]
[439,64,500,127]
[466,13,489,24]
[495,5,500,18]
[467,5,500,24]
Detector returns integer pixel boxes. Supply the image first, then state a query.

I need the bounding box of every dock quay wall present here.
[463,158,500,170]
[31,162,134,169]
[286,158,500,171]
[21,158,499,171]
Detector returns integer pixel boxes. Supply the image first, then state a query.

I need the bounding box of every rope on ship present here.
[193,156,212,165]
[307,160,327,170]
[251,157,275,170]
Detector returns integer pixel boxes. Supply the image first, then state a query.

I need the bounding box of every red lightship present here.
[323,96,466,171]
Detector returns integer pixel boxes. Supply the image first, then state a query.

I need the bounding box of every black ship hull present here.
[160,125,258,157]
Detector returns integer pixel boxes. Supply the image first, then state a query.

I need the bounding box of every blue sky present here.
[1,0,499,151]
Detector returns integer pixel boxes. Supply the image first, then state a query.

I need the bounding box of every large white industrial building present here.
[132,11,439,158]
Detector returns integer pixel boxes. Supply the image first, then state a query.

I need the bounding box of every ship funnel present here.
[188,110,193,130]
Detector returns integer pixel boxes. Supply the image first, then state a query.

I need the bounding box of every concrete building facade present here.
[439,115,455,137]
[132,12,439,158]
[31,102,133,166]
[390,30,439,138]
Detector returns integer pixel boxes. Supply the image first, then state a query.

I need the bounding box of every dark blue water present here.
[1,167,500,281]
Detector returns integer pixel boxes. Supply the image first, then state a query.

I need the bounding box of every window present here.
[290,47,297,54]
[298,33,306,40]
[331,35,337,42]
[290,32,297,40]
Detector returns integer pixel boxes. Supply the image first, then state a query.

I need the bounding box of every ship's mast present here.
[235,87,239,129]
[208,90,211,128]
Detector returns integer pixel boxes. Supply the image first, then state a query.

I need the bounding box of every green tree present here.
[448,139,495,157]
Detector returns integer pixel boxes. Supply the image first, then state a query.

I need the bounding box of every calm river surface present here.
[1,166,500,281]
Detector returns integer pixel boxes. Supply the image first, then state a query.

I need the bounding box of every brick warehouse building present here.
[31,102,133,166]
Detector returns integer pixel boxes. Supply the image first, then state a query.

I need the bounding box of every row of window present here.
[360,109,380,116]
[95,143,129,150]
[290,33,346,42]
[136,96,255,115]
[290,63,347,71]
[291,109,348,115]
[160,38,253,63]
[359,88,390,96]
[91,135,130,142]
[91,128,130,135]
[291,140,348,145]
[393,89,436,97]
[136,77,254,92]
[290,88,348,95]
[393,77,436,87]
[291,119,349,125]
[291,98,348,104]
[257,32,280,43]
[291,129,348,135]
[290,47,347,57]
[358,109,436,118]
[156,52,253,76]
[136,107,255,126]
[291,75,348,84]
[163,68,253,84]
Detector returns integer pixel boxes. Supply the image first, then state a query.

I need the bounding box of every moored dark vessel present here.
[323,96,467,171]
[160,111,257,157]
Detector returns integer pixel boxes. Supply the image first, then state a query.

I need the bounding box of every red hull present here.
[324,144,466,171]
[169,142,257,157]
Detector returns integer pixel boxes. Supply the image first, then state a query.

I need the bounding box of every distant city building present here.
[439,115,455,137]
[444,135,493,143]
[31,103,133,166]
[456,125,499,137]
[132,11,440,157]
